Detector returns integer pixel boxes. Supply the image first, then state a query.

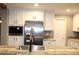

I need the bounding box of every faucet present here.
[29,28,34,52]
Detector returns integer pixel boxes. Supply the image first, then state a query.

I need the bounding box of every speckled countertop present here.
[0,45,79,55]
[23,48,79,55]
[0,47,79,55]
[68,36,79,39]
[44,39,56,41]
[68,38,79,43]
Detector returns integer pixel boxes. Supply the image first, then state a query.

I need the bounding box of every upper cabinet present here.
[8,9,44,26]
[44,11,54,30]
[8,8,54,30]
[8,8,24,26]
[73,13,79,32]
[23,10,44,22]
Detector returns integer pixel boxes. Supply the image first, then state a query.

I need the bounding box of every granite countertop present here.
[44,39,56,41]
[26,48,79,55]
[68,36,79,39]
[0,48,79,55]
[0,45,79,55]
[68,38,79,43]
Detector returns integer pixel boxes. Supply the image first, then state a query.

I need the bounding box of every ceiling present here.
[5,3,79,15]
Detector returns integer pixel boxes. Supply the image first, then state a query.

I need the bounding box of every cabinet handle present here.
[14,37,15,40]
[33,16,34,20]
[34,16,36,20]
[16,38,17,41]
[33,16,36,20]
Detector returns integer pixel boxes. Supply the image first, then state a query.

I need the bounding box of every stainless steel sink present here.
[32,45,44,51]
[18,45,44,51]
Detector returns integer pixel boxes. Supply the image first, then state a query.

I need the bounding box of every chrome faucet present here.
[29,28,34,52]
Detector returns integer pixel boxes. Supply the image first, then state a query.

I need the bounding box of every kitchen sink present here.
[32,45,44,51]
[18,45,44,51]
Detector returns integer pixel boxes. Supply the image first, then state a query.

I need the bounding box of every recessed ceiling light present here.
[34,3,39,7]
[66,9,71,12]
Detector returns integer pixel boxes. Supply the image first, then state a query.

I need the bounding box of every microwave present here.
[9,26,23,36]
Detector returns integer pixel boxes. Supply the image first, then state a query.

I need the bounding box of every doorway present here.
[54,17,66,48]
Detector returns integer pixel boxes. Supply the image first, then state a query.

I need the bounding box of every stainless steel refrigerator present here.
[24,21,44,52]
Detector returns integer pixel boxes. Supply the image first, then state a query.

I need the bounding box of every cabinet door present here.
[44,40,56,49]
[16,9,24,26]
[23,10,35,21]
[23,10,44,21]
[9,8,24,26]
[8,36,24,46]
[68,39,79,49]
[44,11,54,30]
[72,41,79,49]
[15,36,24,46]
[9,9,17,26]
[32,11,44,21]
[8,36,16,46]
[73,14,79,31]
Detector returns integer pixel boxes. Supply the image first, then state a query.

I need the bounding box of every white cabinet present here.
[68,39,79,49]
[8,36,24,46]
[43,40,56,49]
[16,36,24,45]
[44,11,54,30]
[8,9,44,26]
[15,9,24,26]
[8,8,23,26]
[9,8,16,26]
[73,13,79,32]
[8,36,15,46]
[23,10,44,22]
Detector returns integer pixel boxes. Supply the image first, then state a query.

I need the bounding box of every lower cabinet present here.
[43,40,56,49]
[8,36,24,46]
[68,39,79,49]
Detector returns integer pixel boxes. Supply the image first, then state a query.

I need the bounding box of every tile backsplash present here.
[71,32,79,38]
[43,30,54,40]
